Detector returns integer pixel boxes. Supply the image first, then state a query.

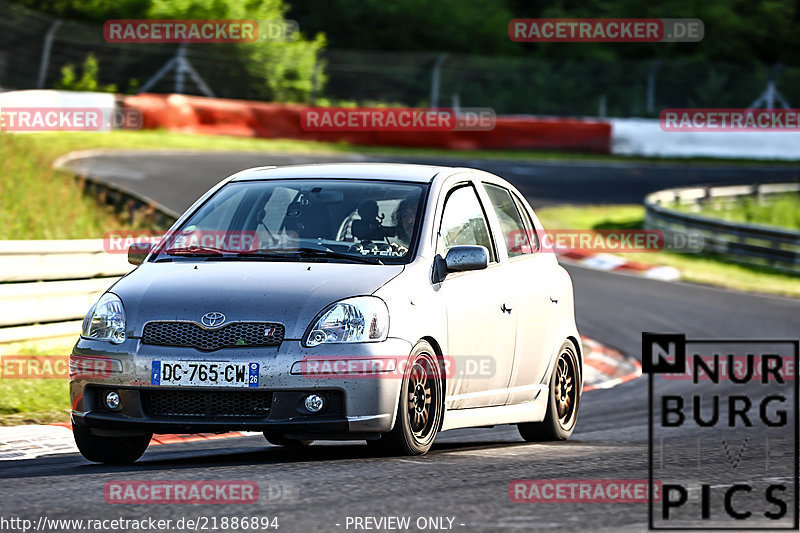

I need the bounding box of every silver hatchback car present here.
[71,163,582,463]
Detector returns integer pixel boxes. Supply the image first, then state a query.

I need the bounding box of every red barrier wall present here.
[123,93,611,153]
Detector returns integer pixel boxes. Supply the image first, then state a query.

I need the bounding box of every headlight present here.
[304,296,389,347]
[81,293,126,344]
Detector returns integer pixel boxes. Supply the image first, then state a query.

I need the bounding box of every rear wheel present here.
[369,341,444,455]
[73,424,151,464]
[518,341,581,442]
[263,432,313,447]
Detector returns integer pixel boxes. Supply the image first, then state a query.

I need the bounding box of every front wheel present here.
[518,341,581,442]
[73,424,151,464]
[369,341,444,455]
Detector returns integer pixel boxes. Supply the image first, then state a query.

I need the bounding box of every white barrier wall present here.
[0,240,133,343]
[611,118,800,160]
[0,89,116,131]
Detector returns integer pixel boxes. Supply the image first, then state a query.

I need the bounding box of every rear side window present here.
[512,193,540,252]
[483,183,535,257]
[436,185,496,262]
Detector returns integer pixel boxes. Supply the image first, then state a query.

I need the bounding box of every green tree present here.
[508,0,800,66]
[289,0,518,55]
[11,0,326,102]
[145,0,326,102]
[10,0,153,22]
[56,54,117,92]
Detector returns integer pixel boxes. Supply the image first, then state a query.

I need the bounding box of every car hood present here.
[111,260,404,340]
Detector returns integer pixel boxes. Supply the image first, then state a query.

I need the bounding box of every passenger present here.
[393,197,417,246]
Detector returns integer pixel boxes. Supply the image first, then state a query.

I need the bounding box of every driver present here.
[349,198,417,257]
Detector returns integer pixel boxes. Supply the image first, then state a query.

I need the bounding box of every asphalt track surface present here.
[59,150,800,212]
[3,151,799,532]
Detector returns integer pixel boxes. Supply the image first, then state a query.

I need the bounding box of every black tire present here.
[369,340,444,455]
[263,432,313,447]
[73,424,151,464]
[518,341,581,442]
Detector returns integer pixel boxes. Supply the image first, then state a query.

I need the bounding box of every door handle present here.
[501,303,513,313]
[549,296,559,304]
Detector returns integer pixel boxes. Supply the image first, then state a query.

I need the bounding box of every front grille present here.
[141,389,273,417]
[142,321,284,351]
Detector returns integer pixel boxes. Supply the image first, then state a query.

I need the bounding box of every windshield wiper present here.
[249,247,384,265]
[161,245,384,265]
[163,245,229,256]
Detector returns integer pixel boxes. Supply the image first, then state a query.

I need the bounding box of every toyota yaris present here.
[71,163,582,463]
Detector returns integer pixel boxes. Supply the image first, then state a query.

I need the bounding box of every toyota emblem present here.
[201,312,226,327]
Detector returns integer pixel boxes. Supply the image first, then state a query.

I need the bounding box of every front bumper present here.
[71,338,411,437]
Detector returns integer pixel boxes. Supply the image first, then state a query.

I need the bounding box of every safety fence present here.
[0,1,792,117]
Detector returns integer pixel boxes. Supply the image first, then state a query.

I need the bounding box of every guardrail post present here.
[430,53,448,109]
[753,184,763,205]
[703,186,712,209]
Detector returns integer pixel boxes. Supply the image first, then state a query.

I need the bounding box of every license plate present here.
[151,361,259,387]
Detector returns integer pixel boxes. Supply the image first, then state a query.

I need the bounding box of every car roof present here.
[229,163,455,183]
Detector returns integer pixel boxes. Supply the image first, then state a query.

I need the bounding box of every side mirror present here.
[128,242,152,266]
[433,245,489,283]
[445,245,489,272]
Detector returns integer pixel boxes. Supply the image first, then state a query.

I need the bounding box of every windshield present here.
[153,179,428,264]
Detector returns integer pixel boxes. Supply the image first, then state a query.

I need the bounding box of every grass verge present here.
[0,134,154,239]
[536,204,800,298]
[674,193,800,231]
[0,339,74,426]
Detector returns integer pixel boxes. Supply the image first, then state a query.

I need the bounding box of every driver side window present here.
[436,185,496,262]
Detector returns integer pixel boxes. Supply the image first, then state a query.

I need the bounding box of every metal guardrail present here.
[0,152,179,345]
[0,240,133,343]
[54,150,181,229]
[644,183,800,274]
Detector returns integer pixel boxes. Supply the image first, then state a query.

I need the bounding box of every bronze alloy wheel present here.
[406,352,440,441]
[518,341,581,441]
[553,347,579,432]
[369,340,444,455]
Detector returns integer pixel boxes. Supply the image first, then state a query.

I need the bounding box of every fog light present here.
[304,394,324,413]
[104,390,121,410]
